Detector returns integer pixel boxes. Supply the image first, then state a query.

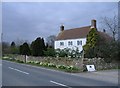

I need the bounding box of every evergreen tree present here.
[30,41,35,56]
[35,37,42,56]
[41,38,46,52]
[10,41,18,54]
[44,47,55,57]
[19,45,23,55]
[30,37,46,56]
[19,42,31,55]
[11,42,15,47]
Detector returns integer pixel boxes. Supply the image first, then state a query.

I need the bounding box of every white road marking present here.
[4,60,71,75]
[50,80,72,88]
[8,67,29,75]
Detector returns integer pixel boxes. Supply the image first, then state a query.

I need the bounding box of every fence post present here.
[25,55,28,63]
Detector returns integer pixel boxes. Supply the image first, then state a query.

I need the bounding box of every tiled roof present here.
[56,26,91,40]
[98,31,113,41]
[56,25,112,42]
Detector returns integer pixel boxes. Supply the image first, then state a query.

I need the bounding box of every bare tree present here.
[46,35,56,48]
[14,38,29,46]
[2,42,10,54]
[100,14,118,41]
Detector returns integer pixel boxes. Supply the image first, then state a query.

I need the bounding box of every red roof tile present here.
[56,25,112,42]
[56,26,91,40]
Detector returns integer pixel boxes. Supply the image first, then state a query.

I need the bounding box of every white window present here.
[68,41,73,46]
[60,42,64,46]
[77,41,82,45]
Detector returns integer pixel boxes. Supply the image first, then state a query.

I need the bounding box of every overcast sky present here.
[2,2,117,43]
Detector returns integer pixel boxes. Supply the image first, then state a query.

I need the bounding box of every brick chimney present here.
[91,19,96,28]
[60,25,64,32]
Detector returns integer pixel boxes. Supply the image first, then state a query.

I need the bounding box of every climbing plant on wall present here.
[83,28,99,58]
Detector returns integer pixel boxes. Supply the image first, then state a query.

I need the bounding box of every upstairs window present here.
[68,41,73,46]
[60,42,64,46]
[77,41,82,45]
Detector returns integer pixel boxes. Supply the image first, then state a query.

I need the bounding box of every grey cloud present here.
[2,2,117,43]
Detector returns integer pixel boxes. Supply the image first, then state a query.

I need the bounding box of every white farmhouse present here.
[54,19,111,52]
[54,19,97,52]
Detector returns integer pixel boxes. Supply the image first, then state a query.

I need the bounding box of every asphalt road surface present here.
[2,60,118,87]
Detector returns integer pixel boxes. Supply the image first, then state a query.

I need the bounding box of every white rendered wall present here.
[54,38,86,52]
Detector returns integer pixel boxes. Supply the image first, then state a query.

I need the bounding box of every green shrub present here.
[16,60,24,63]
[56,65,66,69]
[44,48,55,57]
[27,61,35,64]
[55,49,67,57]
[66,65,74,70]
[55,48,82,58]
[65,66,79,72]
[9,58,15,61]
[48,63,56,67]
[34,61,40,64]
[67,65,79,70]
[13,59,80,72]
[27,61,31,63]
[40,62,43,65]
[19,61,24,63]
[2,56,9,59]
[42,62,48,66]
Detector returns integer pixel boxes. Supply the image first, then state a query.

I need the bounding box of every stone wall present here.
[13,55,118,71]
[83,58,118,71]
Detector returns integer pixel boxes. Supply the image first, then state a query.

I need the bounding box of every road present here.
[0,59,2,87]
[2,60,118,87]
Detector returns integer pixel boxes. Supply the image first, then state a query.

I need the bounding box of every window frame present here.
[77,40,82,45]
[60,42,64,46]
[68,41,73,46]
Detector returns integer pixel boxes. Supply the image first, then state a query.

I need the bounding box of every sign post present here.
[25,55,28,63]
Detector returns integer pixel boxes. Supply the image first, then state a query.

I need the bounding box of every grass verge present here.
[2,57,81,73]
